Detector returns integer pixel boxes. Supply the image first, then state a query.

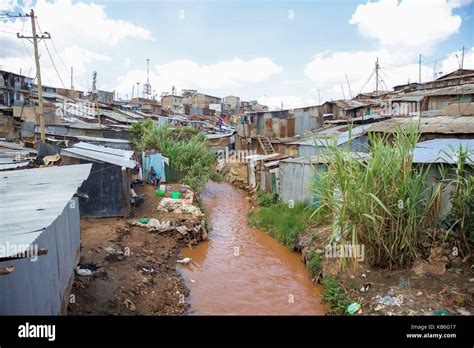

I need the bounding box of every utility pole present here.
[419,54,422,84]
[340,84,346,100]
[317,89,321,104]
[461,46,465,70]
[70,66,74,90]
[91,71,101,127]
[345,74,353,99]
[17,9,51,143]
[375,57,379,95]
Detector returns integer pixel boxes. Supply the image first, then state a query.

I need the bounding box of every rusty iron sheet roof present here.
[368,116,474,134]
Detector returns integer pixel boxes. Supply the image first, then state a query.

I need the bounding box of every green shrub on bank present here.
[256,189,278,207]
[322,276,351,315]
[209,171,226,182]
[307,250,323,278]
[130,121,216,190]
[248,202,313,249]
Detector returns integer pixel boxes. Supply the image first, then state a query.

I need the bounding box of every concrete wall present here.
[0,198,80,315]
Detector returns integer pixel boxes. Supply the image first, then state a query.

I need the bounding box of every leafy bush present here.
[130,121,216,190]
[306,250,323,278]
[322,276,351,315]
[209,171,226,182]
[312,125,439,269]
[441,145,474,247]
[256,189,278,207]
[248,202,313,249]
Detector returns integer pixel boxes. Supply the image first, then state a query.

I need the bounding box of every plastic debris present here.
[359,283,371,293]
[434,309,449,316]
[347,302,361,315]
[177,257,192,265]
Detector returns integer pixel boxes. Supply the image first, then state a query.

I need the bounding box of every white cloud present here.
[114,57,283,98]
[305,0,472,101]
[349,0,469,51]
[0,0,152,89]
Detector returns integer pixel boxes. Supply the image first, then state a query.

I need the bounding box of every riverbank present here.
[68,183,208,315]
[225,162,474,316]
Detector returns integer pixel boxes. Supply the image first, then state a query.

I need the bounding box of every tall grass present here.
[248,202,313,249]
[441,144,474,251]
[311,125,440,269]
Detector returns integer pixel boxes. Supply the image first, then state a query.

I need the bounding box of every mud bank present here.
[68,184,208,315]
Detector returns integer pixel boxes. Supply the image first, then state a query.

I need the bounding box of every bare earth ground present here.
[299,225,474,316]
[68,183,205,315]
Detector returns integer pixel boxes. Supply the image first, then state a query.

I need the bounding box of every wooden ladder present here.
[257,136,275,155]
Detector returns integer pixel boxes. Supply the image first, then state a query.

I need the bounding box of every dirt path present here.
[67,184,206,315]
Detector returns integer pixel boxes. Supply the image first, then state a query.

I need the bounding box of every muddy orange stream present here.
[179,181,326,315]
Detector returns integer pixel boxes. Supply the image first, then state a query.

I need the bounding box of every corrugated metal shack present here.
[413,138,474,218]
[61,142,136,218]
[0,141,36,171]
[0,164,92,314]
[279,152,370,204]
[285,124,371,157]
[368,115,474,140]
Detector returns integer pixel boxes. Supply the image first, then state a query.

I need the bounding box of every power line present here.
[35,17,65,88]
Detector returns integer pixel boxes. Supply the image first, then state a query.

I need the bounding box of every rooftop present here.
[413,138,474,164]
[0,164,92,257]
[61,142,136,168]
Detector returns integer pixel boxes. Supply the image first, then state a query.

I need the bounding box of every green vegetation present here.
[440,145,474,249]
[306,250,323,279]
[209,170,226,182]
[256,189,278,207]
[322,276,351,315]
[248,202,313,249]
[130,120,216,190]
[312,125,440,269]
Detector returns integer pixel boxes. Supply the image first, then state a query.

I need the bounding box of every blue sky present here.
[1,0,473,108]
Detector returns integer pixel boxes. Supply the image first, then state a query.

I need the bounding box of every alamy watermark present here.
[0,242,40,262]
[325,242,365,262]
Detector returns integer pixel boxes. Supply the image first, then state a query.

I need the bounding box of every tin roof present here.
[61,142,136,168]
[413,139,474,164]
[0,164,92,257]
[369,116,474,134]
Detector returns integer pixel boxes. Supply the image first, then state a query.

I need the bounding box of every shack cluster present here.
[0,67,473,315]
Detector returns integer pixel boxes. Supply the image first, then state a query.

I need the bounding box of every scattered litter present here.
[104,246,116,255]
[398,276,410,288]
[176,226,189,235]
[376,294,403,306]
[75,262,100,277]
[387,288,396,297]
[123,298,136,311]
[129,218,171,232]
[347,302,361,315]
[359,283,371,293]
[157,198,203,217]
[412,260,446,277]
[190,279,196,283]
[361,273,367,278]
[75,267,92,276]
[456,308,470,316]
[434,309,449,316]
[469,278,474,282]
[177,257,192,265]
[374,304,384,311]
[417,291,423,296]
[141,265,154,274]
